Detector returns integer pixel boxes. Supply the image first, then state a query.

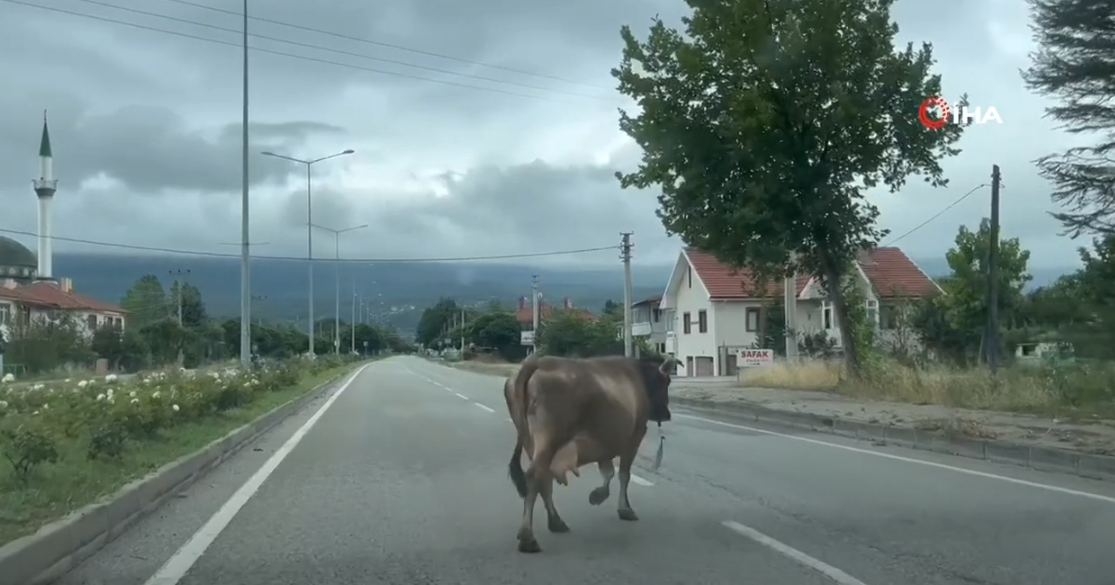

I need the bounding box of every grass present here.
[741,358,1115,419]
[0,364,354,547]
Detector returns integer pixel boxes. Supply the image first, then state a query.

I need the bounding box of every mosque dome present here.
[0,236,37,282]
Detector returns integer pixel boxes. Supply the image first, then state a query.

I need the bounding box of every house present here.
[0,277,127,340]
[629,295,669,354]
[660,247,941,377]
[514,296,595,329]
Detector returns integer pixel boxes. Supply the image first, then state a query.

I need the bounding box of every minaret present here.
[32,111,56,282]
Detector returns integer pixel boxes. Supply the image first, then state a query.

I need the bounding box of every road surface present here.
[57,356,1115,585]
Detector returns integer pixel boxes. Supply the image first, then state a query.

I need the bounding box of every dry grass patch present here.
[741,358,1115,416]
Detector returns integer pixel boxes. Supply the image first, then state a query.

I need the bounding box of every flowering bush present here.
[0,358,341,481]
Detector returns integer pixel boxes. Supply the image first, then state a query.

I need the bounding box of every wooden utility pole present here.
[986,164,1002,371]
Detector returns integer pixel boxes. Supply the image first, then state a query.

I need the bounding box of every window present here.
[687,267,692,288]
[0,303,9,324]
[865,300,879,328]
[698,310,708,333]
[745,307,760,332]
[683,312,691,334]
[822,301,833,330]
[86,314,98,330]
[652,308,661,323]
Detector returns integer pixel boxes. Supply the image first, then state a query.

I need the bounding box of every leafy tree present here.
[602,299,622,317]
[612,0,965,374]
[91,324,125,369]
[469,311,524,361]
[120,275,168,329]
[415,297,460,348]
[1022,0,1115,236]
[539,311,621,358]
[168,281,207,328]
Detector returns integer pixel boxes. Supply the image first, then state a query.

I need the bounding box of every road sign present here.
[737,348,774,367]
[520,331,535,346]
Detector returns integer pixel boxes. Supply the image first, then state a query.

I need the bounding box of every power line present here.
[67,0,611,101]
[0,0,598,104]
[881,183,989,247]
[0,226,618,263]
[158,0,610,91]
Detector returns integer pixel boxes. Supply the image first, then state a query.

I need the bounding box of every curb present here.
[673,397,1115,481]
[0,364,362,585]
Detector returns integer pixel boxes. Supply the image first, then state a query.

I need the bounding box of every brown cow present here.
[504,354,673,553]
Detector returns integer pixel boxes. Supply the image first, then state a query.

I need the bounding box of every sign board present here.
[520,330,535,346]
[737,348,774,367]
[363,341,369,348]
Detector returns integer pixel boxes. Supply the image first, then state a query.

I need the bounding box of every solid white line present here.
[454,392,469,400]
[722,521,869,585]
[630,474,654,487]
[143,363,375,585]
[678,413,1115,505]
[474,403,495,413]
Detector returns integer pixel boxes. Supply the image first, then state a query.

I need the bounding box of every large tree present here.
[1022,0,1115,236]
[119,275,168,329]
[613,0,965,372]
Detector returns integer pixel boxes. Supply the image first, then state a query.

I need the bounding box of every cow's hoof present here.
[617,508,639,522]
[588,487,610,505]
[517,538,543,553]
[548,516,571,533]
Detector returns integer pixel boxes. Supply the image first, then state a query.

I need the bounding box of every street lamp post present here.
[310,223,368,354]
[260,149,354,357]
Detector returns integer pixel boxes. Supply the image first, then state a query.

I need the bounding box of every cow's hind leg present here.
[539,477,570,533]
[516,466,543,553]
[588,459,615,506]
[616,430,647,522]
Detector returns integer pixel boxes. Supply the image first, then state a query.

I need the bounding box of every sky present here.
[0,0,1088,273]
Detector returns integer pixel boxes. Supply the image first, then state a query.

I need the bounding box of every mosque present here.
[0,114,125,344]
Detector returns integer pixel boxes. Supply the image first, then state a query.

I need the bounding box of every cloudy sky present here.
[0,0,1084,272]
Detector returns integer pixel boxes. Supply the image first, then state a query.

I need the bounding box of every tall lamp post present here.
[310,223,368,354]
[260,149,353,357]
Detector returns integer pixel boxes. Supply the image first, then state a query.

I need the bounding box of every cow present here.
[503,353,673,553]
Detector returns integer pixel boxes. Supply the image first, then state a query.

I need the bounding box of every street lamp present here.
[310,222,368,354]
[260,149,354,357]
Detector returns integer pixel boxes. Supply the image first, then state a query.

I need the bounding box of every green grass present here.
[0,364,355,547]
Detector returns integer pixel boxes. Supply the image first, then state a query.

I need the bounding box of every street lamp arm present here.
[260,151,310,165]
[308,149,356,165]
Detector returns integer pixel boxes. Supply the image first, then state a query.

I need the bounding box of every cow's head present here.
[636,355,674,423]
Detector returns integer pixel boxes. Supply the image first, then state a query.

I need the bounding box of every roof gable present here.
[685,248,811,300]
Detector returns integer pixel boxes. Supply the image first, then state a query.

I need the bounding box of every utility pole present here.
[238,0,251,368]
[531,275,540,355]
[350,280,357,354]
[784,255,799,361]
[460,309,466,353]
[986,164,1002,372]
[620,232,634,358]
[170,268,190,366]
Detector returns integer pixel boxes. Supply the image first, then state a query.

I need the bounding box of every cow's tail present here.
[507,355,541,499]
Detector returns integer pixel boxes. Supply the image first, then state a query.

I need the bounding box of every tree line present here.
[2,274,412,376]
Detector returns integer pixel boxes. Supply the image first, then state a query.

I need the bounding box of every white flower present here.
[41,402,49,410]
[1,373,14,383]
[0,400,8,408]
[64,378,71,382]
[31,410,39,415]
[129,391,137,398]
[130,397,139,404]
[105,373,118,383]
[78,380,89,388]
[142,377,152,384]
[96,393,106,401]
[171,403,180,412]
[151,391,161,399]
[31,383,45,391]
[106,388,114,397]
[107,396,114,404]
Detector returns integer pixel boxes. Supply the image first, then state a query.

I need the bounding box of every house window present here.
[687,267,692,288]
[0,303,9,324]
[879,304,897,330]
[865,300,879,328]
[652,308,660,323]
[86,314,98,330]
[683,312,691,334]
[745,307,760,332]
[698,310,708,333]
[822,301,833,330]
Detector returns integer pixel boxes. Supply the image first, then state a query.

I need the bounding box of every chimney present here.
[60,277,72,293]
[518,296,526,310]
[563,297,571,309]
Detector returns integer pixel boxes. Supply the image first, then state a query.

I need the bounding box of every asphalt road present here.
[56,356,1115,585]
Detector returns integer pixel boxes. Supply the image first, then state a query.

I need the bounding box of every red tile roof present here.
[515,302,595,326]
[683,247,938,300]
[0,281,124,313]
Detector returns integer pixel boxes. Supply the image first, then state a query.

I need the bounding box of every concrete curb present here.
[673,397,1115,481]
[0,365,361,585]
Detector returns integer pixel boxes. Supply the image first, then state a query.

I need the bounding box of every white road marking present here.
[722,521,869,585]
[454,392,469,400]
[474,403,495,413]
[630,474,655,487]
[143,363,374,585]
[678,413,1115,505]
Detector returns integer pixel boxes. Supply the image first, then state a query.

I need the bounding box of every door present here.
[685,356,694,377]
[723,352,738,376]
[695,356,715,376]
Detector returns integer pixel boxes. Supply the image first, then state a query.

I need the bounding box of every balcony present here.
[630,322,653,337]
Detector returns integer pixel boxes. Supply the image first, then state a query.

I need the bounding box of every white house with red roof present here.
[0,277,126,341]
[659,247,942,377]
